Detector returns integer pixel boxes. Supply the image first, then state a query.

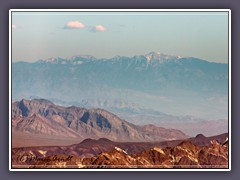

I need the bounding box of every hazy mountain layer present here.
[12,52,228,121]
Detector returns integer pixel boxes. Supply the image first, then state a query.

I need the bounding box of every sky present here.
[11,11,229,63]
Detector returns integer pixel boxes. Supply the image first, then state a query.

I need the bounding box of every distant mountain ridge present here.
[12,52,228,122]
[35,52,184,64]
[34,52,224,65]
[12,99,188,143]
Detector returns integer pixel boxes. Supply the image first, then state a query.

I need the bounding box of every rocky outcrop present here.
[12,134,228,169]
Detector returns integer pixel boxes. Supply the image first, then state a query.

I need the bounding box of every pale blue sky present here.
[11,11,229,63]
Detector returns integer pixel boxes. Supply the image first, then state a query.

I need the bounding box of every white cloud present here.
[92,25,106,32]
[64,21,85,29]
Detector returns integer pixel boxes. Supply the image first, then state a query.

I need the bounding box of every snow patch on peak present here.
[46,57,57,62]
[146,55,151,63]
[144,52,181,64]
[145,52,162,60]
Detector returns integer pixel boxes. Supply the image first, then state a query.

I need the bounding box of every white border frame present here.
[9,9,231,172]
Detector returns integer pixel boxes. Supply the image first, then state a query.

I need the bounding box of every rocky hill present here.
[12,133,228,169]
[12,99,188,143]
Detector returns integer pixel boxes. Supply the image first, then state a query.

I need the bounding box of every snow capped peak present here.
[112,55,129,60]
[146,51,161,57]
[45,57,58,62]
[144,52,181,63]
[69,55,97,64]
[145,52,162,63]
[39,57,68,64]
[70,54,96,60]
[147,51,161,56]
[36,52,183,65]
[38,55,97,65]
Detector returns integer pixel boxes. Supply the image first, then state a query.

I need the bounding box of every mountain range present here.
[12,52,229,136]
[12,99,188,146]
